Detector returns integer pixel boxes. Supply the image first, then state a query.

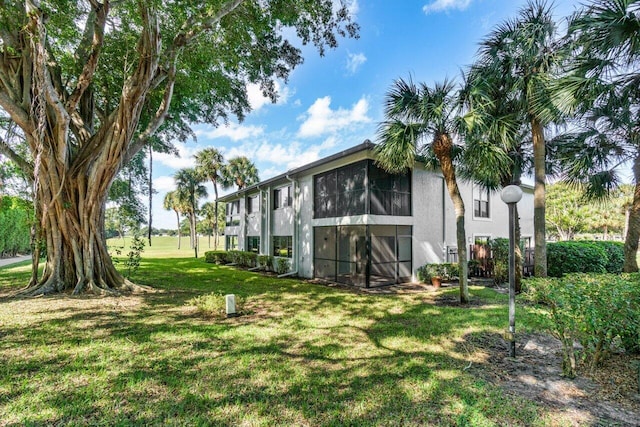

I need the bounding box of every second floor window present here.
[247,195,259,214]
[473,186,490,218]
[274,185,292,209]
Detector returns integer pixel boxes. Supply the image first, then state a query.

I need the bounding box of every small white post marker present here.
[225,294,237,318]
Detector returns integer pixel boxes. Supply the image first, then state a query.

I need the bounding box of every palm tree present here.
[222,156,259,190]
[553,89,640,270]
[195,148,225,248]
[474,0,563,277]
[462,64,529,290]
[376,77,470,304]
[554,0,640,271]
[174,168,208,258]
[163,190,182,249]
[201,202,217,249]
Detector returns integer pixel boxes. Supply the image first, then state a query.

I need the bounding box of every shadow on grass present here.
[0,258,551,425]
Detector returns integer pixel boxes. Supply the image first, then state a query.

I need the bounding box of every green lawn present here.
[0,246,560,426]
[107,234,222,258]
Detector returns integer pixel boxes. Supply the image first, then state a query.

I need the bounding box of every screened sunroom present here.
[312,159,413,287]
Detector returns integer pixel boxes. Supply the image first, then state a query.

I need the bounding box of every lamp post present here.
[501,185,523,358]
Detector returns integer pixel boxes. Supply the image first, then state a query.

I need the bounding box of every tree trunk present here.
[21,147,138,295]
[531,117,547,277]
[175,210,181,249]
[148,144,153,247]
[623,156,640,272]
[434,133,469,304]
[214,184,219,249]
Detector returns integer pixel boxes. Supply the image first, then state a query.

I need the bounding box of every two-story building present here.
[218,141,534,288]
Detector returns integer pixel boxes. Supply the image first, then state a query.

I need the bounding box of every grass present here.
[0,242,564,426]
[107,235,221,259]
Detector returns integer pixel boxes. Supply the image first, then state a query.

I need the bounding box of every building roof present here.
[218,139,534,201]
[219,140,375,202]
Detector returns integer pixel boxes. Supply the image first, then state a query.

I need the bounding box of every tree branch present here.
[124,0,245,164]
[0,134,34,178]
[66,0,109,114]
[0,90,31,132]
[70,0,160,176]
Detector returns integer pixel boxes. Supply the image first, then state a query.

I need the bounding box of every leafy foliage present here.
[258,255,274,271]
[275,257,290,275]
[524,273,640,377]
[204,250,228,265]
[123,234,146,279]
[416,263,459,283]
[488,238,509,284]
[0,196,32,256]
[546,241,620,277]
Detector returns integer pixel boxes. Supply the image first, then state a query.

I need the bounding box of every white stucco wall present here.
[443,183,535,252]
[222,145,536,283]
[411,167,448,271]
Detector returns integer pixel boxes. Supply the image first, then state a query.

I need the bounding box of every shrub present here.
[589,241,624,274]
[189,292,246,319]
[488,238,509,284]
[275,257,290,275]
[524,273,640,378]
[204,251,228,264]
[123,234,145,278]
[416,263,459,283]
[546,241,607,277]
[258,255,273,271]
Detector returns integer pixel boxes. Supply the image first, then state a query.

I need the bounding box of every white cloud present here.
[154,145,198,170]
[247,81,292,111]
[297,96,371,138]
[423,0,473,14]
[195,122,264,142]
[153,176,176,192]
[346,52,367,75]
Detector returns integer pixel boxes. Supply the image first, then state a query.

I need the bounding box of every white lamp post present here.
[500,185,523,358]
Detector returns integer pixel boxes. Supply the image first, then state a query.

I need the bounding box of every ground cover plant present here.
[0,237,638,425]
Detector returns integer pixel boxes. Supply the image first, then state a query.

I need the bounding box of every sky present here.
[151,0,583,230]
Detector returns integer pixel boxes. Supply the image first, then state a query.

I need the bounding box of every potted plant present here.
[417,264,444,288]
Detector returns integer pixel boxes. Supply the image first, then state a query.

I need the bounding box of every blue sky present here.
[152,0,582,229]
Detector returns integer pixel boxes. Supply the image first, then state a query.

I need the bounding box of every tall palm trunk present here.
[434,133,470,304]
[531,117,547,277]
[213,184,219,249]
[174,210,181,249]
[623,155,640,272]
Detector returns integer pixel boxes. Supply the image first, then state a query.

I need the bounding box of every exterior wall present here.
[411,167,447,273]
[442,182,535,254]
[221,144,536,284]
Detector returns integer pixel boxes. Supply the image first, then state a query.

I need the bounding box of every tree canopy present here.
[0,0,358,294]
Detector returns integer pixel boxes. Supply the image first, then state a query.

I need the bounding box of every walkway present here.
[0,255,31,268]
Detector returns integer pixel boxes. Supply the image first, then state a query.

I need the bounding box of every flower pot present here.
[431,276,442,289]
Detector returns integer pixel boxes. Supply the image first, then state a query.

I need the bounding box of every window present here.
[225,200,241,226]
[274,186,291,209]
[473,186,490,218]
[247,236,260,253]
[226,235,238,250]
[247,195,259,214]
[273,236,292,258]
[313,160,411,219]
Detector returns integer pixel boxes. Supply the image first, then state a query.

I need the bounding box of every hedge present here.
[204,250,258,268]
[524,273,640,378]
[547,240,623,277]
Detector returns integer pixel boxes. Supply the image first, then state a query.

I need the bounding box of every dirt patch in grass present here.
[460,331,640,426]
